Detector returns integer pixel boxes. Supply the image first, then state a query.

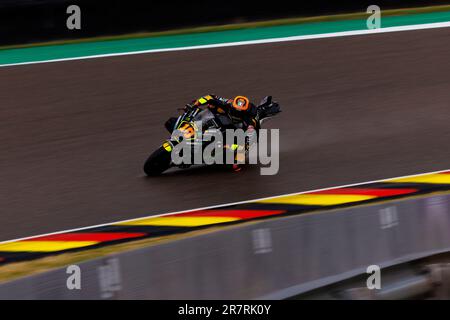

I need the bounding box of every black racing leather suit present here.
[165,94,259,134]
[192,94,259,130]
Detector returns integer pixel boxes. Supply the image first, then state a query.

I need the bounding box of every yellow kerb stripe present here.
[116,216,239,227]
[0,241,98,252]
[257,194,376,206]
[387,173,450,184]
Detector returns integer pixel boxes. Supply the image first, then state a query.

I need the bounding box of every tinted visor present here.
[232,96,249,111]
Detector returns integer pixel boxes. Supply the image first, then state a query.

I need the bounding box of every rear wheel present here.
[143,146,172,176]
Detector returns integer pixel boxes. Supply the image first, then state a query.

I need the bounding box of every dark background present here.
[1,0,450,46]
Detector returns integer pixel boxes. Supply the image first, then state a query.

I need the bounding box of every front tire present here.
[143,146,172,176]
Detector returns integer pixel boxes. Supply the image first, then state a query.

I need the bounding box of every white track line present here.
[0,168,449,245]
[1,21,450,68]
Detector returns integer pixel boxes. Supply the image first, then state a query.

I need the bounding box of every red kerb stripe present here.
[28,232,146,242]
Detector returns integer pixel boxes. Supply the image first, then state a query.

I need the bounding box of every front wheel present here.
[143,146,172,176]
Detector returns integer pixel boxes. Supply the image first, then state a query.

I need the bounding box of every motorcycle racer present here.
[193,94,259,130]
[165,94,259,134]
[165,94,260,172]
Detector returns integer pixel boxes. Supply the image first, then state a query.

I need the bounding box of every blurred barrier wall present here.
[0,193,449,299]
[1,0,450,46]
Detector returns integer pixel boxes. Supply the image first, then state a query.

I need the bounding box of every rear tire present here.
[143,146,172,176]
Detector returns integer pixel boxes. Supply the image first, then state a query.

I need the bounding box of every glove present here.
[261,102,280,116]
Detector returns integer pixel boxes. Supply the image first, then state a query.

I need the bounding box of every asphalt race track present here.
[1,27,450,241]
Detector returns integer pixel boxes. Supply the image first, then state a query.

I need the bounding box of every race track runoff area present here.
[0,171,449,265]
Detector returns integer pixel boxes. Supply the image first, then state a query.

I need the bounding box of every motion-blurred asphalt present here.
[1,27,450,241]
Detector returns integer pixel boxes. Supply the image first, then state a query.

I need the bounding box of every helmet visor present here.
[232,96,249,111]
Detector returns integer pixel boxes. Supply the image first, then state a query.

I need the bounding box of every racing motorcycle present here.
[143,96,281,176]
